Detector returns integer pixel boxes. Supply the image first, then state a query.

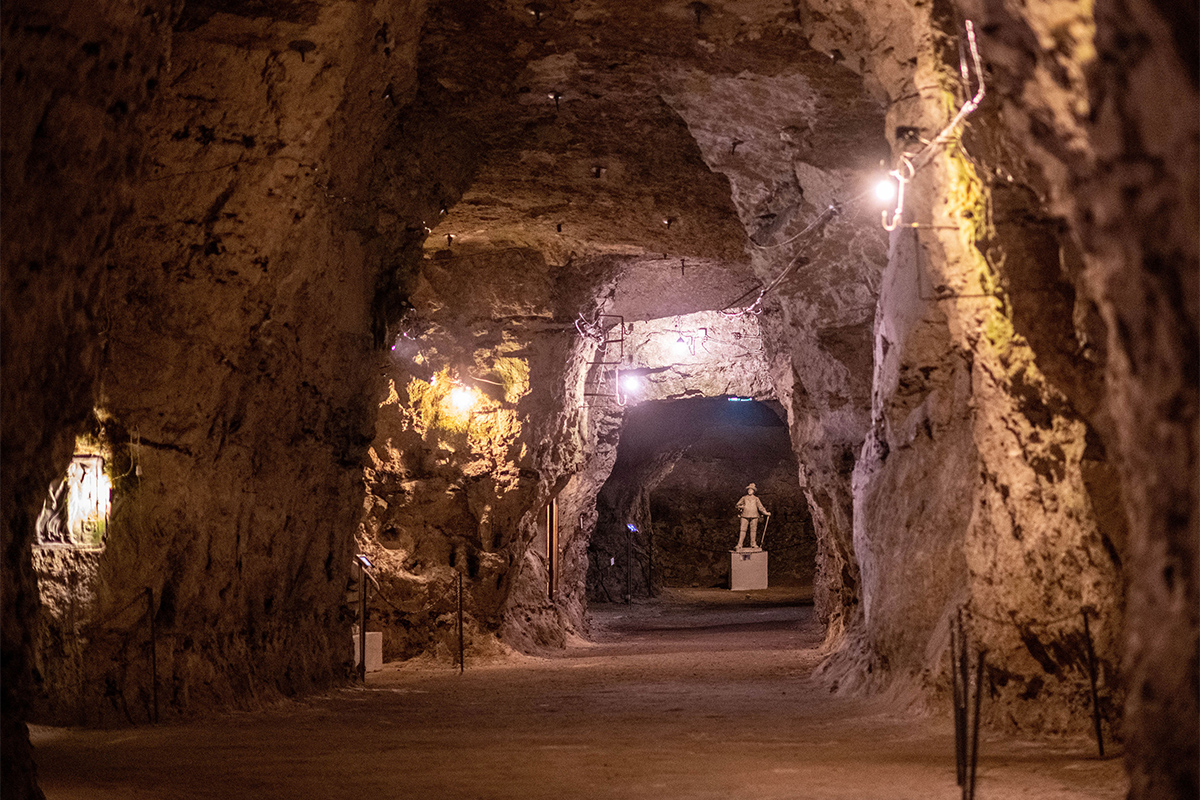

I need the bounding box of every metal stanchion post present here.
[957,609,969,797]
[626,525,632,605]
[1082,608,1105,757]
[353,555,379,683]
[147,588,158,723]
[968,650,985,800]
[951,619,965,788]
[359,567,368,684]
[458,572,464,674]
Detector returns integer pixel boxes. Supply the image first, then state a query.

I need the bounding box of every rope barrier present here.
[963,606,1093,631]
[84,590,148,631]
[365,571,470,619]
[714,21,987,317]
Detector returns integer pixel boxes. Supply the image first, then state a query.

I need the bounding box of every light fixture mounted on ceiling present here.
[524,2,548,23]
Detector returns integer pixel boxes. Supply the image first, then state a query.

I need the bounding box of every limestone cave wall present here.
[792,0,1131,744]
[798,0,1196,790]
[3,0,1195,797]
[5,0,435,736]
[355,245,597,660]
[2,0,180,793]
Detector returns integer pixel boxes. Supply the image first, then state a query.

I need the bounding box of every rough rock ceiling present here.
[390,0,888,324]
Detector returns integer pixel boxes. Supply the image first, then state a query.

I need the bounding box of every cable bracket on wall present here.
[881,19,986,231]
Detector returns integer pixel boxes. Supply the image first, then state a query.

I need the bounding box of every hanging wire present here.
[720,197,858,317]
[753,201,839,252]
[883,20,986,230]
[574,311,605,342]
[116,428,142,479]
[718,20,987,316]
[922,20,986,163]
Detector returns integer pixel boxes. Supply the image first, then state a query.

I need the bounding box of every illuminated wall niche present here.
[36,447,111,549]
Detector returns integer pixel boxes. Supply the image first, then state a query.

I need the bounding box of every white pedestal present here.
[730,549,768,591]
[352,631,383,673]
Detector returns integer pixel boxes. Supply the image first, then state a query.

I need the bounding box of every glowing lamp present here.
[874,177,898,203]
[449,386,475,412]
[673,334,691,356]
[621,374,642,392]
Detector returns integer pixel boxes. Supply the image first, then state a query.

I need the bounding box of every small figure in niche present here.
[735,483,770,551]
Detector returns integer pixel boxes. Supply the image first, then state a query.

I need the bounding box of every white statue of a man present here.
[735,483,770,550]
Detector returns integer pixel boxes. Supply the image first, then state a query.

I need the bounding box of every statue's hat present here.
[746,483,757,490]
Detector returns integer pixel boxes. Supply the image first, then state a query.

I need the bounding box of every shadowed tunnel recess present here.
[588,398,816,602]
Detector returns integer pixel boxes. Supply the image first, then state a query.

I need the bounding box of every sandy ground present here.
[30,588,1125,799]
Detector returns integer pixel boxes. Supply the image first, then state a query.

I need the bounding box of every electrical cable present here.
[84,591,149,631]
[883,20,985,230]
[714,20,986,318]
[719,196,860,317]
[964,605,1095,630]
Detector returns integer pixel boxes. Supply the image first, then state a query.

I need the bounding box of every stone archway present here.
[587,397,815,601]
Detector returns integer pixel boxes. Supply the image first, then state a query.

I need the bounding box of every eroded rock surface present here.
[3,0,1195,797]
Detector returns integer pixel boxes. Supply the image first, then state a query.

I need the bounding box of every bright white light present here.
[874,178,898,203]
[621,374,642,392]
[66,456,109,545]
[673,334,690,355]
[449,386,475,412]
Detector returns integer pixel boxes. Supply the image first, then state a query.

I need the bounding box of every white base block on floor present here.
[730,549,768,590]
[352,631,383,673]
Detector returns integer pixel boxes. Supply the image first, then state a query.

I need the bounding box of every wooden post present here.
[547,500,559,601]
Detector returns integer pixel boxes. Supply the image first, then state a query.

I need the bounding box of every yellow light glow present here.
[66,456,109,546]
[449,386,476,413]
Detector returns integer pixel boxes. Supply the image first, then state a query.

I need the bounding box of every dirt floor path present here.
[31,588,1125,799]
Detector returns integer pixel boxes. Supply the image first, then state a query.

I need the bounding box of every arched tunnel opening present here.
[587,397,815,602]
[3,0,1196,796]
